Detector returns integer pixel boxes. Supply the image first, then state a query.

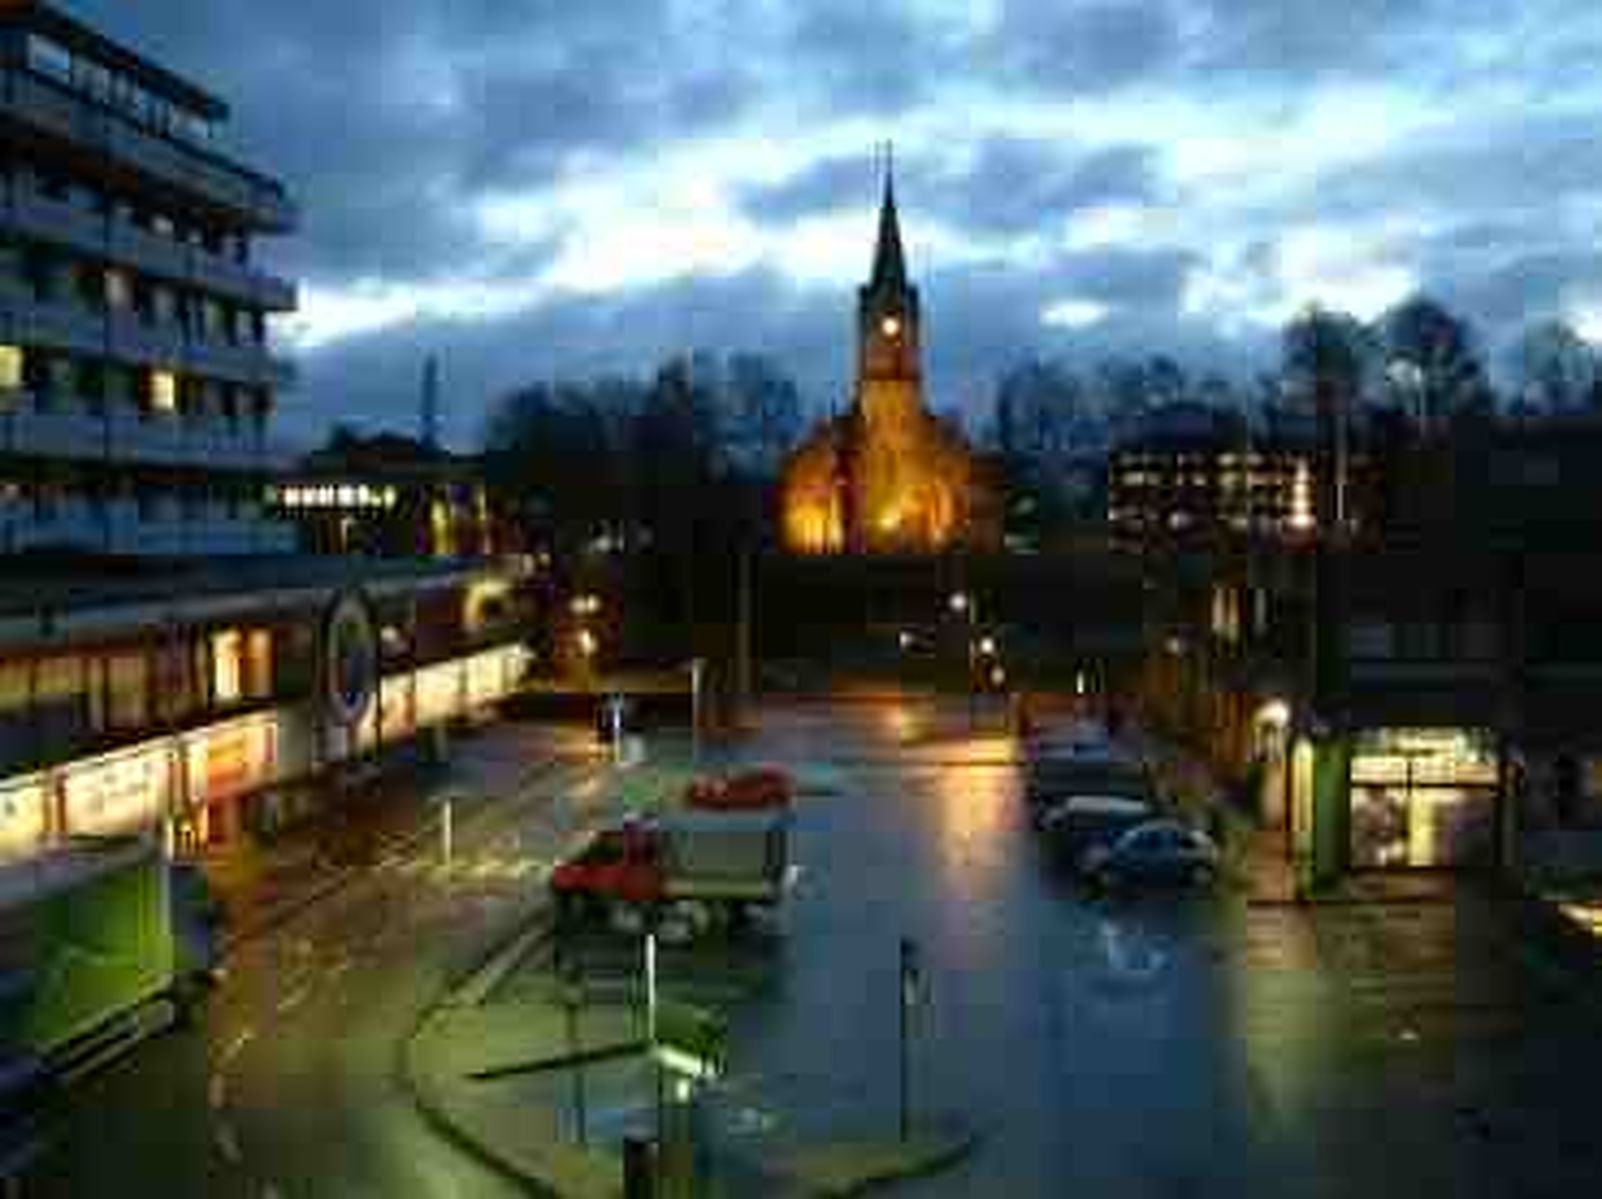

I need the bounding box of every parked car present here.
[1039,794,1158,860]
[1080,820,1220,890]
[685,767,795,811]
[1025,750,1157,828]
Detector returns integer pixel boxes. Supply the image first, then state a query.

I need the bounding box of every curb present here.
[398,903,568,1198]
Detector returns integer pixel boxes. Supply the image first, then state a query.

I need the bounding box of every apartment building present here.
[0,0,297,556]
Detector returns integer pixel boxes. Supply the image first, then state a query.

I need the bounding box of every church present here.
[780,162,1000,555]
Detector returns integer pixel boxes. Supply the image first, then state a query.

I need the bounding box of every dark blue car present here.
[1080,820,1220,890]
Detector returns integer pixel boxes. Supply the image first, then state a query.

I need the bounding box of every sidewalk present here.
[1125,724,1467,906]
[405,909,977,1197]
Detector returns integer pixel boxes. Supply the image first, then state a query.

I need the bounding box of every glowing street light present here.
[977,635,997,657]
[576,628,598,658]
[570,593,601,617]
[898,630,915,651]
[948,591,970,615]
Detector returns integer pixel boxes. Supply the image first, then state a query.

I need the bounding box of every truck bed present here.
[658,811,791,903]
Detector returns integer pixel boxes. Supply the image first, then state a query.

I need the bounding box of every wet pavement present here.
[29,699,1602,1197]
[681,700,1602,1197]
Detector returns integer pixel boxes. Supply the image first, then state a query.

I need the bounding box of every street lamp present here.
[948,591,978,728]
[978,635,997,658]
[561,961,588,1147]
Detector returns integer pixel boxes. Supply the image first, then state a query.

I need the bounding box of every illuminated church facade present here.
[780,164,999,555]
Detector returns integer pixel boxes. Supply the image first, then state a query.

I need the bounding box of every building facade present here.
[269,432,508,560]
[780,164,998,555]
[0,1,297,556]
[1108,403,1371,548]
[0,7,536,868]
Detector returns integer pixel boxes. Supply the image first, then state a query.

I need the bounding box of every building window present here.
[105,268,132,309]
[211,629,244,706]
[148,369,178,415]
[106,652,149,730]
[77,360,105,414]
[0,346,22,392]
[245,629,273,699]
[25,34,73,84]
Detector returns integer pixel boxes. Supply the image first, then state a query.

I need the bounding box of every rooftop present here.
[0,550,518,629]
[0,0,227,120]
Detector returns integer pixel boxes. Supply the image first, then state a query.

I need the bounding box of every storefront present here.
[1349,727,1499,869]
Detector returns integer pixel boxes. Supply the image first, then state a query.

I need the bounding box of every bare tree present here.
[1507,319,1598,414]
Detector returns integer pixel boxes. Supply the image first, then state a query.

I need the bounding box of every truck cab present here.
[549,822,664,912]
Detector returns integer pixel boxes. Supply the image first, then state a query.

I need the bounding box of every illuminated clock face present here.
[880,315,902,338]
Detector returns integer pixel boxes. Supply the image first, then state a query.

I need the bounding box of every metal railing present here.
[0,68,297,231]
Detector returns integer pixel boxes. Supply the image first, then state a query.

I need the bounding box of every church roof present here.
[868,155,908,294]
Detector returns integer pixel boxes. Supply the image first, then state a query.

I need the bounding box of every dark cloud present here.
[1054,245,1197,310]
[56,0,1602,440]
[990,1,1183,93]
[941,139,1161,235]
[745,138,1160,237]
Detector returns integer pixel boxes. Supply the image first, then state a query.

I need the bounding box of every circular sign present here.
[324,592,378,726]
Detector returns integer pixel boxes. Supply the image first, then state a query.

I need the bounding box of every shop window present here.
[154,642,195,722]
[33,654,85,705]
[245,629,273,699]
[106,652,149,730]
[211,628,243,705]
[0,660,29,718]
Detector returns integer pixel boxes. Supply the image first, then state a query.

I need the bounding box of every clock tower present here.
[778,151,1000,556]
[856,156,923,429]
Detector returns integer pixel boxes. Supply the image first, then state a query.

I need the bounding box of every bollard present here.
[622,1134,655,1199]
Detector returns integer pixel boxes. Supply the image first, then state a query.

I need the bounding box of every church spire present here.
[869,142,907,293]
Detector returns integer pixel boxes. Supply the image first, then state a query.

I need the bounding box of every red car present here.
[684,767,795,811]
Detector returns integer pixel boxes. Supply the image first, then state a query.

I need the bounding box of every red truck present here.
[549,810,792,927]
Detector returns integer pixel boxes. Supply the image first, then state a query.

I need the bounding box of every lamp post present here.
[689,657,705,765]
[562,960,588,1147]
[949,591,978,729]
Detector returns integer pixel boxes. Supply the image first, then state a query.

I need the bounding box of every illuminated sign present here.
[324,593,378,726]
[61,745,171,838]
[185,713,276,805]
[1351,727,1497,787]
[380,673,415,742]
[0,774,48,859]
[413,660,463,727]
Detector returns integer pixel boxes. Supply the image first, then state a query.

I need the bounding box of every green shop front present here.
[1290,726,1502,885]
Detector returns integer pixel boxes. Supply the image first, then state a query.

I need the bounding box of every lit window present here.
[211,628,243,705]
[105,269,132,309]
[0,346,21,391]
[880,315,901,338]
[149,369,178,414]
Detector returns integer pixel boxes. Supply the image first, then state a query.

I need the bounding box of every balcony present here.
[0,69,296,233]
[105,217,190,280]
[189,252,297,314]
[4,498,104,553]
[1,401,108,458]
[106,309,184,365]
[4,187,106,257]
[17,295,104,356]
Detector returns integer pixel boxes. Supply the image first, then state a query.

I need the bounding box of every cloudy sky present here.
[70,0,1602,444]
